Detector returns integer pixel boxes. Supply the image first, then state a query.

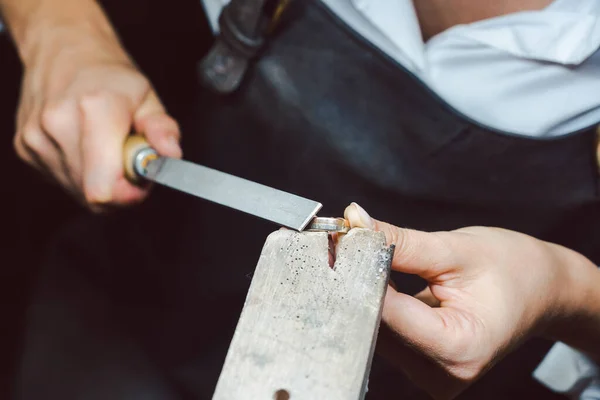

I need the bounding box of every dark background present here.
[0,0,211,397]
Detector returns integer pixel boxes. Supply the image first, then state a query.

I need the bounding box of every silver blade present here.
[144,157,322,231]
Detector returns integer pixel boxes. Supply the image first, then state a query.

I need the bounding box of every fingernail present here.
[163,136,182,158]
[349,202,375,229]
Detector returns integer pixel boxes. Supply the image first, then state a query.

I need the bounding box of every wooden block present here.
[213,228,394,400]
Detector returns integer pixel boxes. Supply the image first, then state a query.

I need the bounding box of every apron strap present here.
[596,124,600,172]
[198,0,291,93]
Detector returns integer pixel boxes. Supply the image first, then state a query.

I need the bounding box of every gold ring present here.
[305,217,350,234]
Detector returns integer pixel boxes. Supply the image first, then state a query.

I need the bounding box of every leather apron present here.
[16,1,600,399]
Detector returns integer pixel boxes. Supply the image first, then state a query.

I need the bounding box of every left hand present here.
[344,203,597,399]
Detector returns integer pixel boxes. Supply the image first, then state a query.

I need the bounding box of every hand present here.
[13,23,182,210]
[344,203,598,399]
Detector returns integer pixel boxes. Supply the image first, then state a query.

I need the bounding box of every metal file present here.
[143,157,322,231]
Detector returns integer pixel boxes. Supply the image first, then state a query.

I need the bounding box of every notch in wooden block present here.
[213,228,395,400]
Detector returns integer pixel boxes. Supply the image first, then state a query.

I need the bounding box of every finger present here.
[14,94,43,170]
[17,119,73,190]
[382,286,446,350]
[14,130,43,172]
[344,203,460,279]
[133,90,182,158]
[41,99,84,187]
[80,92,148,207]
[415,286,441,307]
[381,288,486,399]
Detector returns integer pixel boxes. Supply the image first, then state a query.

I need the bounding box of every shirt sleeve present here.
[533,342,600,399]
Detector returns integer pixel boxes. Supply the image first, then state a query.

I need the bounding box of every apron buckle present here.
[198,0,292,94]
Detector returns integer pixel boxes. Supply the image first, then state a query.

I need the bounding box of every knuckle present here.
[131,74,150,90]
[390,228,415,262]
[387,226,401,251]
[435,317,490,382]
[13,133,29,161]
[396,230,418,256]
[40,102,71,135]
[20,124,46,153]
[124,73,152,101]
[435,343,479,382]
[445,362,482,384]
[444,334,473,361]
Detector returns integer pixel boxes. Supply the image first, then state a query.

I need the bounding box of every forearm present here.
[0,0,123,65]
[544,246,600,362]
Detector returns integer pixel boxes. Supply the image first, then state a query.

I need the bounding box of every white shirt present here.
[202,0,600,137]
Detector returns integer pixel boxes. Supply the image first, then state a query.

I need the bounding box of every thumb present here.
[133,89,182,159]
[345,203,473,398]
[344,203,460,279]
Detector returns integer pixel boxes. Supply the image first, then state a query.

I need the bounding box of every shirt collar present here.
[351,0,426,71]
[351,0,600,67]
[437,0,600,65]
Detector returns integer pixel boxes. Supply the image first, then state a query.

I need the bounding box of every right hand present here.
[13,24,182,211]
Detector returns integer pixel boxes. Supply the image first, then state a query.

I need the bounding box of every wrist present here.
[4,0,128,68]
[540,245,600,359]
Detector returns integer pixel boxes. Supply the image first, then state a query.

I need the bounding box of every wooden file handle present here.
[123,134,158,184]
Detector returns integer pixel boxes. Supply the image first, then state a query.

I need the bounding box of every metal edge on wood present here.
[212,228,394,400]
